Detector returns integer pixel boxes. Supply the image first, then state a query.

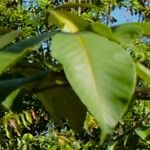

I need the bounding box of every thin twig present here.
[31,83,69,94]
[114,111,150,141]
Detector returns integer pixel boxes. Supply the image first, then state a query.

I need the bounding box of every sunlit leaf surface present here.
[52,32,136,140]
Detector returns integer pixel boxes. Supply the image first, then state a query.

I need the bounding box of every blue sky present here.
[111,6,140,25]
[24,0,140,26]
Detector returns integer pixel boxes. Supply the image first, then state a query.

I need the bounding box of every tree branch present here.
[135,86,150,100]
[30,83,69,94]
[32,85,150,99]
[114,111,150,141]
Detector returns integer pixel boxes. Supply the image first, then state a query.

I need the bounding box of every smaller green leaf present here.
[0,32,52,75]
[45,61,63,72]
[0,71,49,102]
[144,101,150,110]
[88,22,116,41]
[25,111,33,124]
[20,113,29,129]
[112,22,150,46]
[136,22,150,37]
[112,24,142,46]
[135,126,150,142]
[136,63,150,84]
[0,30,20,49]
[36,87,87,131]
[48,10,89,33]
[107,141,119,150]
[2,88,21,110]
[22,133,33,141]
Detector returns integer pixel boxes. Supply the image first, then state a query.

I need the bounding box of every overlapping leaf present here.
[135,126,150,144]
[88,22,116,41]
[112,24,142,46]
[2,88,21,110]
[52,32,136,140]
[36,87,87,131]
[136,22,150,37]
[0,32,51,75]
[48,10,89,33]
[0,71,49,102]
[0,30,20,49]
[112,22,150,46]
[136,63,150,84]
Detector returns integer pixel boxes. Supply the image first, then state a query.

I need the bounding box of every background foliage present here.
[0,0,150,149]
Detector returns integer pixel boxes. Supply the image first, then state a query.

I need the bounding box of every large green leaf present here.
[52,32,136,140]
[36,86,87,131]
[0,30,20,49]
[0,32,51,75]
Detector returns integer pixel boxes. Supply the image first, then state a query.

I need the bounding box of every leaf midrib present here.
[76,34,104,114]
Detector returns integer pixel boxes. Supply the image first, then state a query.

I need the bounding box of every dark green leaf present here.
[0,71,49,102]
[0,32,51,75]
[36,86,87,131]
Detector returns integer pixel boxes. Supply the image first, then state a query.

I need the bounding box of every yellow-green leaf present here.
[48,10,89,33]
[0,30,20,49]
[136,63,150,84]
[112,22,150,46]
[88,22,116,41]
[2,88,20,110]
